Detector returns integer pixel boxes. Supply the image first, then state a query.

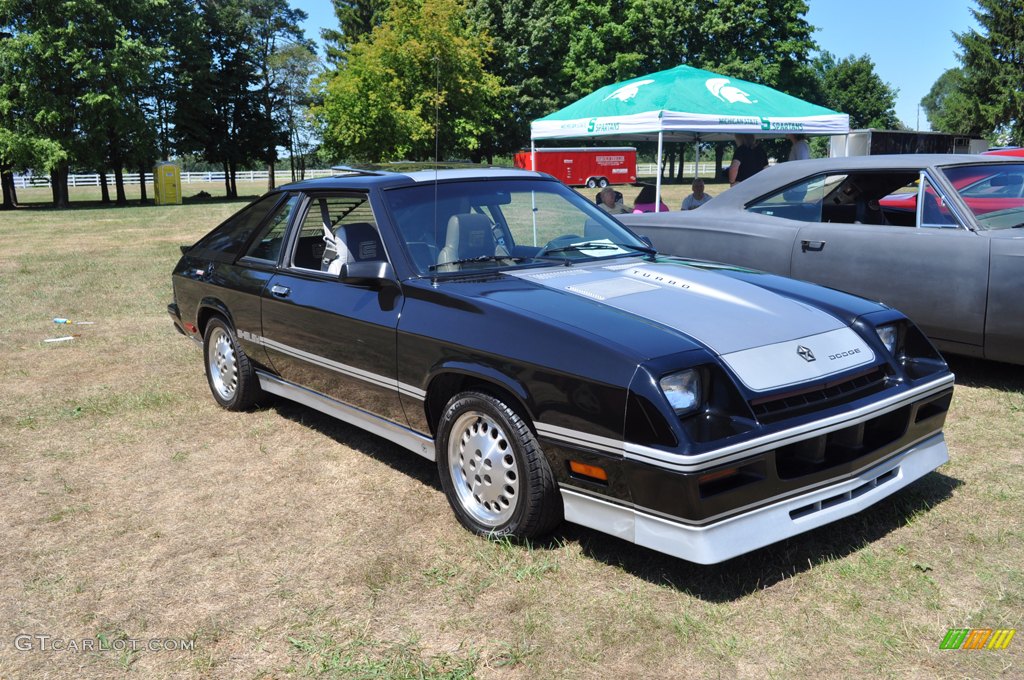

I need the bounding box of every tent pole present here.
[694,138,700,180]
[655,131,664,213]
[530,139,538,245]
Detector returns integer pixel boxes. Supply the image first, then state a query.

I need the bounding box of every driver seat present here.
[435,213,508,271]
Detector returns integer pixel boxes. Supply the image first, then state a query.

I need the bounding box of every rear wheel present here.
[585,178,598,189]
[203,316,262,411]
[437,391,561,539]
[597,177,609,188]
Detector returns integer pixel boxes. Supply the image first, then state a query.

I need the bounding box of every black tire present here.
[436,391,562,539]
[203,316,262,411]
[597,177,609,188]
[585,178,598,189]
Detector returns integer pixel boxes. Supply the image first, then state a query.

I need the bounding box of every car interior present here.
[748,171,923,227]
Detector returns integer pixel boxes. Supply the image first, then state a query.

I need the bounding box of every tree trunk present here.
[50,165,70,209]
[2,170,19,209]
[667,151,676,181]
[222,161,231,198]
[114,167,127,205]
[139,166,148,203]
[715,143,726,182]
[267,160,275,191]
[228,159,237,198]
[100,172,111,204]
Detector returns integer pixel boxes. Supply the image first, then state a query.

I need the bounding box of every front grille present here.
[751,367,890,424]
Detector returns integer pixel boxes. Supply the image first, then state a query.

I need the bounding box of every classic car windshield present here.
[942,163,1024,230]
[383,179,650,274]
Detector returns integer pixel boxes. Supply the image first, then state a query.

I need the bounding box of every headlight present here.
[875,324,899,354]
[660,369,702,416]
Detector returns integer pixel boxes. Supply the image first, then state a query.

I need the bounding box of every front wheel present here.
[436,391,562,539]
[585,178,598,189]
[203,316,262,411]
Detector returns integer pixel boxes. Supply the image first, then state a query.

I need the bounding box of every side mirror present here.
[638,235,653,248]
[339,260,395,286]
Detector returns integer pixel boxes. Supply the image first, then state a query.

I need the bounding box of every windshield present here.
[942,163,1024,230]
[382,178,651,274]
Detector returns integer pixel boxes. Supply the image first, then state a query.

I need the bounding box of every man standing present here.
[728,134,768,185]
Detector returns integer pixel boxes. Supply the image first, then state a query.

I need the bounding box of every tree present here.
[955,0,1024,145]
[249,0,309,189]
[269,43,321,181]
[322,0,389,66]
[920,68,987,136]
[813,52,900,129]
[315,0,506,163]
[468,0,819,163]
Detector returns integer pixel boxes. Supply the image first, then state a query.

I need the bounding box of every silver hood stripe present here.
[511,261,869,391]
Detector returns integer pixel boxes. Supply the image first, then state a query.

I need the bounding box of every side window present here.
[746,175,832,223]
[244,194,298,262]
[289,193,384,272]
[191,194,283,262]
[918,176,958,228]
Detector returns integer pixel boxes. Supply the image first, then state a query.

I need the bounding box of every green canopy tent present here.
[530,64,849,210]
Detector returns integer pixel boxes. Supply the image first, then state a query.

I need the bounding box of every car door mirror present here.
[638,235,653,248]
[339,260,395,286]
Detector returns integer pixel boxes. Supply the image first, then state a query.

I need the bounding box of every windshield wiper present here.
[539,241,657,256]
[428,254,525,271]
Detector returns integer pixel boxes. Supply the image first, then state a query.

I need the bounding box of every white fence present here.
[637,161,720,177]
[13,168,337,189]
[15,163,721,189]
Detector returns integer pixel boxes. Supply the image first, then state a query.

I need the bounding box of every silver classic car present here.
[623,155,1024,365]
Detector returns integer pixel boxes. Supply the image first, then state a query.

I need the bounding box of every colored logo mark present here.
[940,628,1016,650]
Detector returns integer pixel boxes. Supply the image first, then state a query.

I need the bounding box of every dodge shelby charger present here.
[169,168,954,564]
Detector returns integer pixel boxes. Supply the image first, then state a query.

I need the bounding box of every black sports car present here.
[169,168,954,564]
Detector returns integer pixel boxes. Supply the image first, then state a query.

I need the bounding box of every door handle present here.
[270,284,291,298]
[801,240,826,252]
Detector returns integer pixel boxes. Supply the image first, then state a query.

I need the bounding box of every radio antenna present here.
[432,54,440,255]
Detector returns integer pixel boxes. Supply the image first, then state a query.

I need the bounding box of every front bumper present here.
[562,431,948,564]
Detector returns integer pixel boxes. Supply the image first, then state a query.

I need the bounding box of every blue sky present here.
[292,0,977,131]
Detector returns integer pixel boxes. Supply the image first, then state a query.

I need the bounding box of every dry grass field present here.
[0,180,1021,678]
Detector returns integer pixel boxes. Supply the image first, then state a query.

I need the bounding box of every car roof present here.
[711,154,1023,208]
[276,167,548,193]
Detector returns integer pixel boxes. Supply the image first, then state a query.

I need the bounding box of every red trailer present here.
[514,147,637,188]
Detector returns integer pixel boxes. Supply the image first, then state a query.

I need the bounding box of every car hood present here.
[502,258,877,392]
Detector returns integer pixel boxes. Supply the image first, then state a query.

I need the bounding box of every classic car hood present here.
[507,259,876,392]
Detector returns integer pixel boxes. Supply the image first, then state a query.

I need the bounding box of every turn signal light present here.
[698,467,739,485]
[569,460,608,481]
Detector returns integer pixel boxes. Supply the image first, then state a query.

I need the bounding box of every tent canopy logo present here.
[706,78,755,105]
[604,79,654,102]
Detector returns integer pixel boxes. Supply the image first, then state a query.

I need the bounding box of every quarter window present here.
[244,195,298,262]
[191,194,283,262]
[747,175,833,222]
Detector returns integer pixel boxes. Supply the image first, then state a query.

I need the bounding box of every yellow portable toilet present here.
[153,162,182,205]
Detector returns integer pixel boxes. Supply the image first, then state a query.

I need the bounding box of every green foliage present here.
[920,68,986,136]
[323,0,390,65]
[315,0,506,162]
[814,52,900,129]
[955,0,1024,145]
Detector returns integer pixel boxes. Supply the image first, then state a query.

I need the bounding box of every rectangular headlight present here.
[876,324,899,354]
[660,369,702,416]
